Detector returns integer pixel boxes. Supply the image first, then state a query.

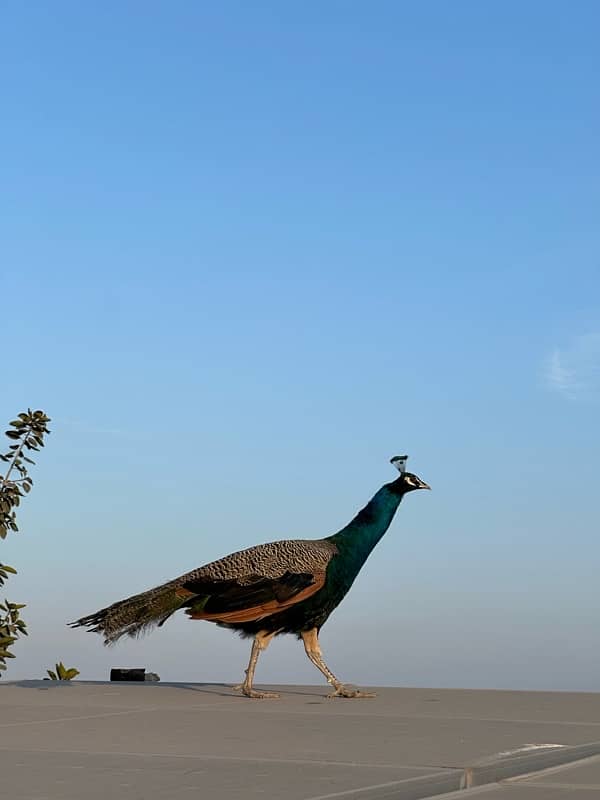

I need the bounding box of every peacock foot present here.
[327,683,376,699]
[233,684,280,699]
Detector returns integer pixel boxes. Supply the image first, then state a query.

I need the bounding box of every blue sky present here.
[2,2,599,690]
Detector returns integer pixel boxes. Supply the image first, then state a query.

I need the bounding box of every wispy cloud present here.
[544,332,600,401]
[545,349,581,399]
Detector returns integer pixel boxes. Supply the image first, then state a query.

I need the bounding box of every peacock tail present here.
[70,538,337,644]
[69,580,189,644]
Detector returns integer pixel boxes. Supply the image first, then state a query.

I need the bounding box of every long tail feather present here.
[69,580,190,645]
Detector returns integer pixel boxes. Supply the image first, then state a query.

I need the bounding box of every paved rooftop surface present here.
[1,682,599,799]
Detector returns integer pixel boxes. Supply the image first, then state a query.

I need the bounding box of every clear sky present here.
[2,2,599,691]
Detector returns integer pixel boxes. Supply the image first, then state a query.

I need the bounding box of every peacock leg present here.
[233,631,279,699]
[301,628,376,699]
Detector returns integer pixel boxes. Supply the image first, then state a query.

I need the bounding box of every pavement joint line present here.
[0,746,458,771]
[12,707,600,729]
[413,785,502,799]
[298,771,460,800]
[0,706,177,727]
[519,781,600,790]
[202,706,600,726]
[15,700,595,728]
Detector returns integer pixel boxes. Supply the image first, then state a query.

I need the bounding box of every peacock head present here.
[390,455,431,493]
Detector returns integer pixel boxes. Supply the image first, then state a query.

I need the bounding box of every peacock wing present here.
[175,539,337,624]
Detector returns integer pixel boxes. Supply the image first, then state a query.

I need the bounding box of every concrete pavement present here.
[1,682,599,798]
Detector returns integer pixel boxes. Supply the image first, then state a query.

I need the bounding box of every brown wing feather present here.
[184,571,327,624]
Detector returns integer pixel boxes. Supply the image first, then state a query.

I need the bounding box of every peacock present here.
[70,455,430,698]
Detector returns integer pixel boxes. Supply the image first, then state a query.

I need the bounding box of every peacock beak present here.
[415,478,431,490]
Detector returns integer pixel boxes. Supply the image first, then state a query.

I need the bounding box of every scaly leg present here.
[301,628,376,699]
[234,631,279,699]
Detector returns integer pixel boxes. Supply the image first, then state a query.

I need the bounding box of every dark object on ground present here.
[110,668,145,681]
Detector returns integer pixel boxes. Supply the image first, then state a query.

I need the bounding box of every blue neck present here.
[327,482,404,560]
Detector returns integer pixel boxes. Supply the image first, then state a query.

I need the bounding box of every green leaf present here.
[65,668,80,680]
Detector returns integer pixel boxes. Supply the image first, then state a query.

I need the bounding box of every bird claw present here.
[327,684,376,699]
[233,684,280,699]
